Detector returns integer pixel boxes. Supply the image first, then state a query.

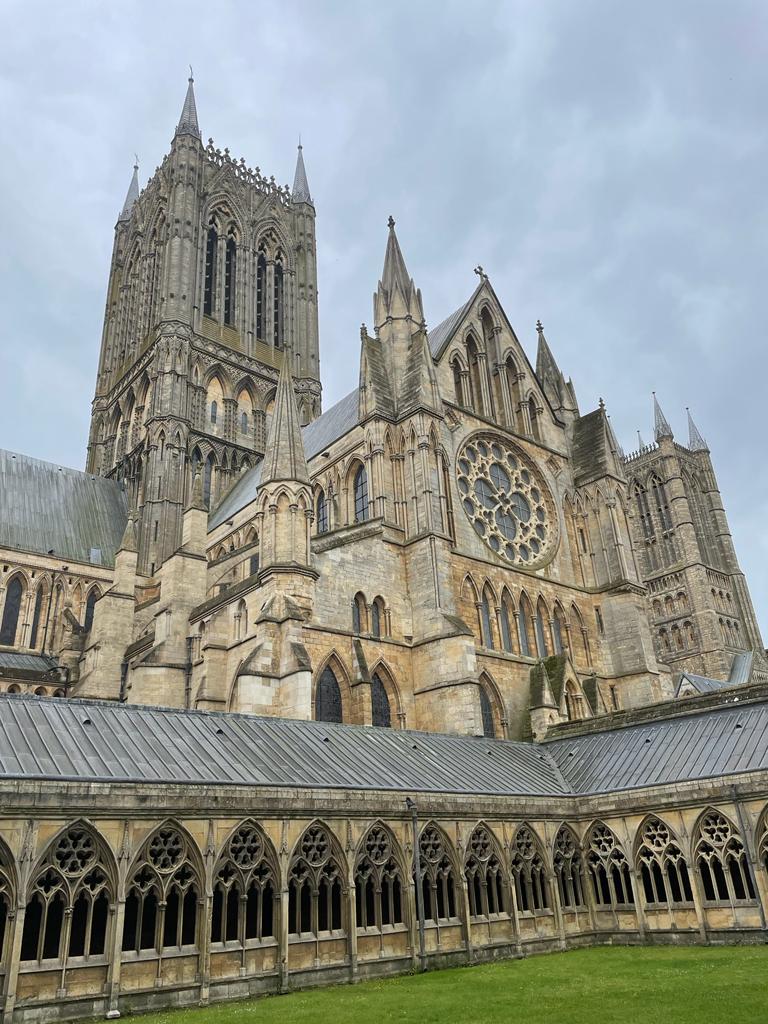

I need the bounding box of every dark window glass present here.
[0,578,23,646]
[316,667,342,723]
[203,455,214,508]
[371,673,391,728]
[204,225,217,317]
[273,261,284,348]
[84,590,98,632]
[354,466,369,523]
[317,491,329,534]
[29,586,45,648]
[224,235,236,325]
[480,688,495,738]
[371,600,381,638]
[256,252,266,339]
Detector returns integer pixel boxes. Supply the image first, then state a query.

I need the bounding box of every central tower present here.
[85,77,320,574]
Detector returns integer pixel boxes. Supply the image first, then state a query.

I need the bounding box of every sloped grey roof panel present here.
[209,462,262,530]
[547,701,768,794]
[729,651,753,685]
[302,389,359,460]
[0,450,127,567]
[0,694,568,796]
[0,652,59,673]
[428,297,474,358]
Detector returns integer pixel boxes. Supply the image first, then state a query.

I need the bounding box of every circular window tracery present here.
[457,434,556,566]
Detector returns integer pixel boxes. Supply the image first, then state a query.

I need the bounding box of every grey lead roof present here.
[428,295,475,358]
[0,693,766,798]
[0,652,58,673]
[209,462,262,531]
[0,449,128,567]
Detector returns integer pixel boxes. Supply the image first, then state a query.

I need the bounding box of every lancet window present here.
[122,826,199,954]
[354,465,369,523]
[316,489,329,534]
[29,584,46,649]
[84,589,99,633]
[0,576,24,646]
[256,251,267,340]
[694,812,755,904]
[20,827,111,964]
[417,826,457,923]
[511,826,549,912]
[204,221,218,317]
[273,257,284,348]
[371,673,391,728]
[586,823,634,907]
[316,666,343,724]
[465,826,505,918]
[211,824,276,945]
[479,687,495,739]
[354,825,403,930]
[553,826,586,909]
[636,817,693,906]
[224,230,237,326]
[289,825,344,936]
[480,589,495,649]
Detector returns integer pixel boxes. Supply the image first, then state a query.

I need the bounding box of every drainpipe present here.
[119,659,128,703]
[406,797,426,971]
[185,636,193,710]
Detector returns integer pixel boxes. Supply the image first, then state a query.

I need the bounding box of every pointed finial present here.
[637,430,645,449]
[536,319,544,334]
[653,392,674,441]
[118,514,137,554]
[187,468,206,511]
[189,64,194,81]
[388,215,395,230]
[176,70,200,138]
[686,407,708,452]
[292,139,312,204]
[598,397,605,410]
[118,161,140,222]
[473,265,486,279]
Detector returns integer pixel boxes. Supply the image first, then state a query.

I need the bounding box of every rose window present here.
[457,434,555,566]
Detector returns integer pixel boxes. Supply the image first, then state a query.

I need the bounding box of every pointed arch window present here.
[371,673,391,728]
[500,597,514,653]
[316,489,329,534]
[29,585,45,649]
[636,817,693,906]
[534,600,549,656]
[480,590,495,650]
[586,824,634,908]
[465,825,505,919]
[465,335,484,415]
[352,592,366,635]
[354,465,369,523]
[203,454,215,508]
[652,475,673,532]
[511,826,549,912]
[316,666,343,723]
[256,251,267,340]
[370,596,384,639]
[122,826,199,954]
[417,827,457,923]
[528,395,540,440]
[0,577,23,646]
[553,827,586,909]
[451,357,463,405]
[20,827,111,964]
[84,589,99,633]
[289,824,344,936]
[517,598,532,657]
[273,258,284,348]
[355,825,403,929]
[204,221,218,318]
[553,607,565,655]
[479,687,495,738]
[211,824,276,946]
[224,231,237,325]
[634,481,655,539]
[695,812,755,904]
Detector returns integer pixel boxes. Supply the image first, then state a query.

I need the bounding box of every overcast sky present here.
[1,1,766,631]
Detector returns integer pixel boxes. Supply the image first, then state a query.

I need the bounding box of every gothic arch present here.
[313,653,352,724]
[464,821,508,920]
[369,659,403,727]
[478,671,505,738]
[354,820,409,880]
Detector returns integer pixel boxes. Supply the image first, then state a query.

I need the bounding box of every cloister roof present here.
[0,449,128,567]
[0,693,765,798]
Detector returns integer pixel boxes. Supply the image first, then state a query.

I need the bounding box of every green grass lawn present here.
[111,946,768,1024]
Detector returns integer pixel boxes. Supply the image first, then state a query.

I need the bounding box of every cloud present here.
[1,0,766,633]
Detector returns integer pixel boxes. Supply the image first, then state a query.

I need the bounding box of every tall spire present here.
[686,408,708,452]
[653,392,674,441]
[260,347,310,486]
[118,160,139,222]
[176,70,200,138]
[374,217,424,328]
[292,140,312,205]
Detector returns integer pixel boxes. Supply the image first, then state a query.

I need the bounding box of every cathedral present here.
[0,78,767,1023]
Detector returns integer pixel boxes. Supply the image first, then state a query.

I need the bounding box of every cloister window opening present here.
[586,824,634,907]
[553,827,586,910]
[316,666,343,724]
[636,817,693,906]
[417,827,457,923]
[371,672,391,728]
[0,852,10,967]
[511,826,550,912]
[211,824,276,945]
[20,827,110,965]
[695,812,755,903]
[354,825,403,930]
[289,825,344,936]
[465,826,505,918]
[256,251,267,340]
[122,827,199,954]
[203,221,218,317]
[0,576,23,646]
[224,231,237,326]
[354,465,369,523]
